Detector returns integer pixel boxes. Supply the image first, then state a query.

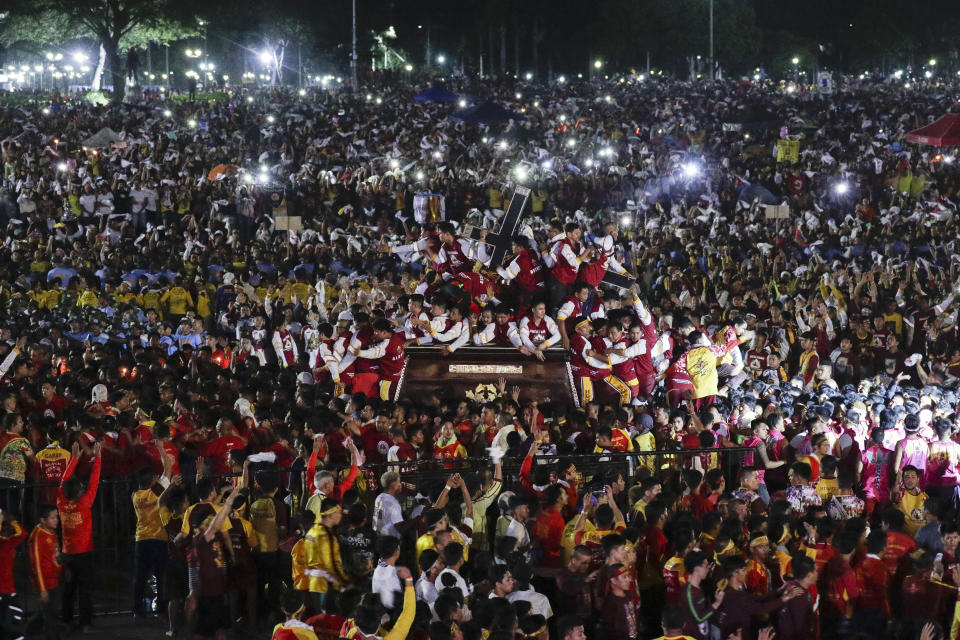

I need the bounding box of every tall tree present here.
[1,0,199,102]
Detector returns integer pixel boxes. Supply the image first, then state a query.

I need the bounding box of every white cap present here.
[91,383,108,404]
[297,372,315,385]
[223,272,236,285]
[337,310,354,323]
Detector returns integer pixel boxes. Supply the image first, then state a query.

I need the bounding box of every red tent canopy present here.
[906,113,960,146]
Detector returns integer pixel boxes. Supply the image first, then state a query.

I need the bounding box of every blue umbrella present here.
[736,184,780,205]
[413,86,459,103]
[451,100,523,124]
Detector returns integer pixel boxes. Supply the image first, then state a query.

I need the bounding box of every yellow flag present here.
[777,139,800,164]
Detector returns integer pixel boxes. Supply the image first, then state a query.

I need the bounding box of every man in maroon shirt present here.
[600,563,642,640]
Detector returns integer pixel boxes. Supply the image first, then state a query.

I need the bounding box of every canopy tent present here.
[906,113,960,146]
[451,100,523,124]
[81,127,123,148]
[413,86,459,103]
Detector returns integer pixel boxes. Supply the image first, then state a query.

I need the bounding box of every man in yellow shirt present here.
[303,498,350,611]
[131,443,175,617]
[160,277,194,321]
[894,465,928,536]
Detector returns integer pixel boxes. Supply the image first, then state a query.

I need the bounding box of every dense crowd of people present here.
[1,73,960,640]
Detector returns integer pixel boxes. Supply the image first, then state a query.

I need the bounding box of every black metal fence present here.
[0,445,751,617]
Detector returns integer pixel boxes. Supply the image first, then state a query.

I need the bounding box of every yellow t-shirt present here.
[687,345,721,398]
[898,490,928,536]
[815,477,840,501]
[249,497,279,552]
[161,287,194,315]
[634,432,656,474]
[132,485,166,541]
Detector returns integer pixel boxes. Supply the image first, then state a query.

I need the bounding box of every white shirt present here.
[372,562,402,609]
[507,588,554,619]
[373,492,404,538]
[436,567,470,599]
[416,573,438,604]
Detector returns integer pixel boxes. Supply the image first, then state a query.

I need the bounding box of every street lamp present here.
[791,57,799,65]
[594,60,602,69]
[436,54,446,65]
[185,48,201,59]
[930,58,937,66]
[404,64,413,72]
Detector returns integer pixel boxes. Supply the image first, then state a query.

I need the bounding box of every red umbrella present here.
[207,164,239,180]
[906,113,960,146]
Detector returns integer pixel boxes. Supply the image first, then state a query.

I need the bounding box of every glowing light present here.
[436,55,446,64]
[498,140,508,150]
[375,97,382,104]
[481,137,489,144]
[298,89,306,96]
[41,108,50,115]
[682,162,700,178]
[524,72,533,80]
[834,182,849,195]
[925,71,932,79]
[930,58,937,66]
[594,60,602,69]
[515,165,528,181]
[57,162,67,171]
[458,99,467,107]
[187,119,197,128]
[258,173,268,183]
[791,57,799,65]
[246,96,254,103]
[404,64,413,72]
[559,114,566,122]
[541,160,552,170]
[258,51,272,65]
[604,95,611,102]
[389,159,400,169]
[71,51,87,63]
[945,155,956,164]
[557,75,566,84]
[566,139,576,148]
[242,174,254,184]
[786,85,796,94]
[415,171,424,180]
[432,151,442,160]
[163,109,172,117]
[621,214,632,227]
[266,115,275,123]
[515,92,521,100]
[585,159,594,168]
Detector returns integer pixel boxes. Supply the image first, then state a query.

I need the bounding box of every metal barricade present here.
[0,445,751,616]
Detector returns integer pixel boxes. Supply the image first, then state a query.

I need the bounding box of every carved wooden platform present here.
[396,346,577,406]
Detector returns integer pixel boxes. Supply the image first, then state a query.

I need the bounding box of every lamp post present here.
[708,0,713,80]
[351,0,358,89]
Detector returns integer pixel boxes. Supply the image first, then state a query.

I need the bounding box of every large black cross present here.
[462,186,530,267]
[464,186,636,289]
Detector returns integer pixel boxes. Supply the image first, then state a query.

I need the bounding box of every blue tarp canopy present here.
[413,86,459,103]
[451,100,523,124]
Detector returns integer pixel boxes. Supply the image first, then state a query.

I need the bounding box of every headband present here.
[749,535,770,548]
[319,505,341,517]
